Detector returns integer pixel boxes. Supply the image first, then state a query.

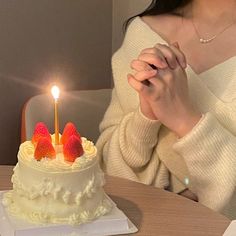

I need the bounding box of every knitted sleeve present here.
[173,112,236,215]
[96,18,169,187]
[96,86,170,187]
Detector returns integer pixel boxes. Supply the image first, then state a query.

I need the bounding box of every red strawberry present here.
[34,137,56,161]
[32,122,51,145]
[60,122,81,145]
[63,135,84,162]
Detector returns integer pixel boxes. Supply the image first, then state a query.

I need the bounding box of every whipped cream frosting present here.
[19,137,97,172]
[3,135,112,225]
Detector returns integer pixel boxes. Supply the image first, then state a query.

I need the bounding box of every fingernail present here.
[179,59,187,68]
[127,73,132,79]
[150,69,157,75]
[161,60,168,68]
[173,42,180,48]
[182,61,187,69]
[168,60,177,69]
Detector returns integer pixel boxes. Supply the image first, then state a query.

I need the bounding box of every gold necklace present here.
[191,5,236,44]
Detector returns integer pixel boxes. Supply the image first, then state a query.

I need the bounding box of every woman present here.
[96,0,236,219]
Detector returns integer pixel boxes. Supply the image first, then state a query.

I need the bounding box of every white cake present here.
[2,123,112,225]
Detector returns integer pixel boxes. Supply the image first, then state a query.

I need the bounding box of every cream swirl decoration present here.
[19,137,97,172]
[3,190,112,225]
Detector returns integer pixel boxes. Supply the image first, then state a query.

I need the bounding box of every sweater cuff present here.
[173,112,224,171]
[130,107,161,144]
[173,112,212,154]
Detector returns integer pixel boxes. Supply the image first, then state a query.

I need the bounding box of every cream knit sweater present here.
[96,17,236,219]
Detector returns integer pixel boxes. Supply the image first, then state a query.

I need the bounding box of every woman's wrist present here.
[174,112,203,138]
[140,106,158,120]
[139,95,158,120]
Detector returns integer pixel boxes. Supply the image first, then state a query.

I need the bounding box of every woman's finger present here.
[141,47,167,67]
[134,70,157,81]
[148,77,166,96]
[170,43,187,68]
[127,74,147,92]
[138,53,167,69]
[130,59,153,72]
[155,43,178,69]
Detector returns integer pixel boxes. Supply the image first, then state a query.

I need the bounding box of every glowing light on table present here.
[51,85,60,145]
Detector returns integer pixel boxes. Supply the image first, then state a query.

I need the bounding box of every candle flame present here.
[51,85,60,100]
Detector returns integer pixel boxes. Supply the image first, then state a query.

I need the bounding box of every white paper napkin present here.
[223,220,236,236]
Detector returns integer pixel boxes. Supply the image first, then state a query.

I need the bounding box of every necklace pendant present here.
[200,38,211,43]
[200,38,209,43]
[199,35,217,44]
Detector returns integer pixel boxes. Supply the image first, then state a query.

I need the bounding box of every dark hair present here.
[124,0,192,31]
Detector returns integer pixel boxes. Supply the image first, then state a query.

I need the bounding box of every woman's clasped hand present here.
[128,43,202,137]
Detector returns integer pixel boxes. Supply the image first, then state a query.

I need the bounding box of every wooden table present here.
[0,165,231,236]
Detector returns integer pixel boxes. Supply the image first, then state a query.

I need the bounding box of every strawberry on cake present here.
[2,122,112,225]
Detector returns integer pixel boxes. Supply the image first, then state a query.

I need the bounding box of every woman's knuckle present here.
[154,43,161,48]
[167,51,176,60]
[150,47,157,53]
[165,74,174,84]
[166,70,174,78]
[141,48,147,54]
[156,82,165,93]
[139,84,146,93]
[152,57,162,65]
[130,60,136,68]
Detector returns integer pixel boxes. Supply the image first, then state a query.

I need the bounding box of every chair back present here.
[22,89,111,143]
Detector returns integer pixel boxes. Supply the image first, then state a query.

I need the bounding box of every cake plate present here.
[0,191,138,236]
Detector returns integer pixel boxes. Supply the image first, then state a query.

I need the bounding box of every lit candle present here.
[51,85,60,145]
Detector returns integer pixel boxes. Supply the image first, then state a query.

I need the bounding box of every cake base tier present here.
[7,156,110,225]
[0,191,138,236]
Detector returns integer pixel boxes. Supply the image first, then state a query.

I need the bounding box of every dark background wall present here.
[0,0,112,165]
[112,0,150,52]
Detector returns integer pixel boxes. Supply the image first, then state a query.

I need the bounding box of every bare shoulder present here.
[141,14,183,42]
